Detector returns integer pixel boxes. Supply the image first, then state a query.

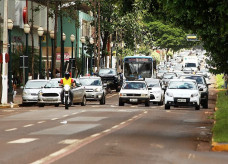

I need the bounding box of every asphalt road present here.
[0,83,227,164]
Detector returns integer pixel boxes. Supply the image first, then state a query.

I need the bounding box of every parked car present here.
[79,76,106,105]
[97,68,122,92]
[22,79,48,105]
[164,79,201,110]
[38,78,86,107]
[119,81,150,106]
[178,74,209,108]
[145,78,164,105]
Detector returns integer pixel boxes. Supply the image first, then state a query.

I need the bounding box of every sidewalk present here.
[0,89,22,109]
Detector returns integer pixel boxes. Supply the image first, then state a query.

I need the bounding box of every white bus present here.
[123,56,154,81]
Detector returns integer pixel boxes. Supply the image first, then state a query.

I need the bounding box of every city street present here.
[0,83,227,164]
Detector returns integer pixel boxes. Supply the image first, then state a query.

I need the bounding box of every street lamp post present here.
[37,26,44,79]
[24,24,30,84]
[89,37,94,75]
[61,33,66,77]
[8,19,13,102]
[110,42,113,69]
[80,36,86,76]
[50,30,55,78]
[70,34,75,77]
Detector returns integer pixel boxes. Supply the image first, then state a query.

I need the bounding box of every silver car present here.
[22,79,48,105]
[79,76,106,105]
[38,78,86,107]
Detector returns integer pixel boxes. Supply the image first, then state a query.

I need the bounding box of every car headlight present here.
[95,88,102,92]
[119,93,126,97]
[141,94,148,97]
[191,93,199,97]
[23,91,30,96]
[166,92,173,97]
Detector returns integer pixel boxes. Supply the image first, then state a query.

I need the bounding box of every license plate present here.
[177,99,186,102]
[130,99,138,102]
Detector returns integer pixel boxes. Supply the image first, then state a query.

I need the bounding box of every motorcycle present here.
[63,84,71,110]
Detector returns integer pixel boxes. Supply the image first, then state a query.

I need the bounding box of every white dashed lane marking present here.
[23,124,34,127]
[8,138,38,144]
[59,139,81,145]
[5,128,17,132]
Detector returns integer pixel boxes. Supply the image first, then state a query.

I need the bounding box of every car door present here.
[72,82,84,103]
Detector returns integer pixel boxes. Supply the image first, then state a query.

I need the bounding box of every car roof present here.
[179,74,204,77]
[125,81,146,83]
[27,79,48,82]
[169,79,196,82]
[145,78,160,82]
[79,76,101,79]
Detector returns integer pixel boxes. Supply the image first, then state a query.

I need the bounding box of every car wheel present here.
[100,94,105,105]
[55,104,59,107]
[202,100,208,109]
[81,96,86,106]
[39,104,44,107]
[195,105,200,110]
[165,104,170,110]
[119,99,124,106]
[145,100,150,107]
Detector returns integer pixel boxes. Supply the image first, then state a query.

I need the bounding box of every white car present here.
[164,79,201,110]
[145,78,164,105]
[22,79,48,105]
[119,81,150,106]
[79,76,106,105]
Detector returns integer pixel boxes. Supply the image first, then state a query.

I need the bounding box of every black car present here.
[179,74,209,108]
[97,68,122,92]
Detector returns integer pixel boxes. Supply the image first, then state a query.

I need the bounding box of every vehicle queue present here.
[22,49,211,110]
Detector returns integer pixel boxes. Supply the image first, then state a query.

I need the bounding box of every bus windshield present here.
[124,62,152,80]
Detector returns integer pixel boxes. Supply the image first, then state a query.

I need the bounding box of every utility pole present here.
[97,0,101,71]
[1,0,8,104]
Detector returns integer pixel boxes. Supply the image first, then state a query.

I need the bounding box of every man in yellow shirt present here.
[59,72,76,104]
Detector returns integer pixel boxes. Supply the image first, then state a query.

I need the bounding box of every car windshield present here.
[99,69,117,76]
[147,82,160,87]
[163,74,175,79]
[158,70,167,73]
[179,76,205,84]
[80,78,102,86]
[44,80,61,88]
[123,82,147,90]
[124,62,152,80]
[25,81,47,89]
[185,63,196,67]
[168,81,197,90]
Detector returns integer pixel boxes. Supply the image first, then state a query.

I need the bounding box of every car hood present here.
[84,86,102,90]
[120,89,149,94]
[166,89,199,97]
[41,87,62,93]
[149,87,162,93]
[23,88,42,94]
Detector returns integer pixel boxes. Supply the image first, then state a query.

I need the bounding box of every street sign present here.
[20,55,28,68]
[186,34,199,41]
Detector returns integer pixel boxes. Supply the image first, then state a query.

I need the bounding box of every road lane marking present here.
[37,121,46,124]
[51,118,59,120]
[8,138,38,144]
[5,128,17,132]
[31,111,147,164]
[59,139,81,145]
[23,124,34,127]
[63,115,69,117]
[72,112,78,115]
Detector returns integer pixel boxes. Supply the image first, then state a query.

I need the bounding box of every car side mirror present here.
[148,87,152,90]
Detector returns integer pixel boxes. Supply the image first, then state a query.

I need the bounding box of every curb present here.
[0,104,19,109]
[212,142,228,152]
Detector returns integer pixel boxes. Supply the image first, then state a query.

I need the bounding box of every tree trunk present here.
[97,0,101,71]
[52,2,58,78]
[31,0,34,79]
[46,1,49,79]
